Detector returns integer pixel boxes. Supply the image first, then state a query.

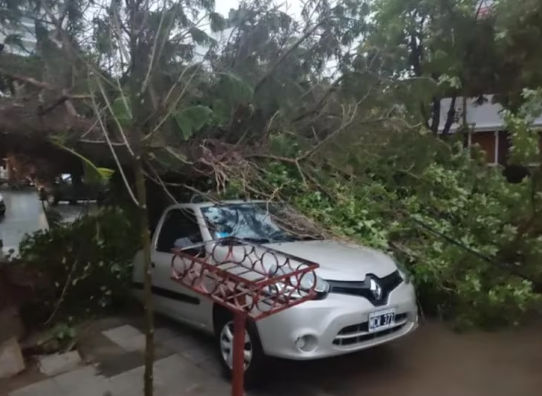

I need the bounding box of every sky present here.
[214,0,302,19]
[0,0,305,56]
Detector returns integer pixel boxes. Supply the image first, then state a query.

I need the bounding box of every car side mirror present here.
[173,245,206,258]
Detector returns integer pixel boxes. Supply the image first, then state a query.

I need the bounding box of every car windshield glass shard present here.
[201,203,302,243]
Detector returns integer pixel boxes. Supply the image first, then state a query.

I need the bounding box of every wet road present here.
[258,320,542,396]
[49,201,99,223]
[0,187,99,256]
[0,189,48,254]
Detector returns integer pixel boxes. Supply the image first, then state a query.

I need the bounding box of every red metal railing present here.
[171,238,319,395]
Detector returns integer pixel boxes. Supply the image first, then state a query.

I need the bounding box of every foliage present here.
[18,207,140,325]
[245,92,542,329]
[493,0,542,107]
[173,105,213,140]
[1,0,542,340]
[51,141,115,186]
[33,321,78,354]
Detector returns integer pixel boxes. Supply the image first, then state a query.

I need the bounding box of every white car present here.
[132,201,418,383]
[0,193,5,216]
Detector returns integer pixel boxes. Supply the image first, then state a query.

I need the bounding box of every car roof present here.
[168,199,268,210]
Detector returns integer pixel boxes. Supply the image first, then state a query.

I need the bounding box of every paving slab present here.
[9,378,64,396]
[153,354,209,384]
[96,351,145,378]
[102,325,143,349]
[153,355,229,396]
[38,351,82,376]
[118,334,146,352]
[0,338,25,379]
[196,356,223,378]
[104,359,165,396]
[153,328,180,344]
[162,335,199,354]
[179,344,215,366]
[53,365,107,393]
[77,332,127,364]
[0,362,45,396]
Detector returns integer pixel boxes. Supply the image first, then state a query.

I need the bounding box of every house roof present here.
[438,95,542,133]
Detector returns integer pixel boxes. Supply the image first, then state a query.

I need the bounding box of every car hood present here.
[263,239,397,281]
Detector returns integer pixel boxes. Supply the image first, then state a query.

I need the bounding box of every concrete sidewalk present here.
[6,316,542,396]
[3,317,231,396]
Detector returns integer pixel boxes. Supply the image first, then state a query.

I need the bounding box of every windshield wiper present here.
[269,234,297,242]
[241,237,272,244]
[299,235,322,241]
[268,230,320,242]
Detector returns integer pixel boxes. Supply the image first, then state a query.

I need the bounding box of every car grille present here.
[326,270,403,306]
[333,313,408,347]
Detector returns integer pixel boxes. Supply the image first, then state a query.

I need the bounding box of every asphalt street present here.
[0,188,98,255]
[0,188,48,255]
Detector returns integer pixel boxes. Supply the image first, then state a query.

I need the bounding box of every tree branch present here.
[254,22,322,92]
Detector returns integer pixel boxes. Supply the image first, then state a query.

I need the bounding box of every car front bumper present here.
[256,281,418,360]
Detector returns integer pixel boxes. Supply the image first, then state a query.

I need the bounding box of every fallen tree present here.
[1,1,542,394]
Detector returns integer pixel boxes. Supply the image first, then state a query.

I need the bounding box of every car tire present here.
[214,309,266,388]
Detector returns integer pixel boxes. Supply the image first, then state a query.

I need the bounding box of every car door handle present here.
[151,262,156,268]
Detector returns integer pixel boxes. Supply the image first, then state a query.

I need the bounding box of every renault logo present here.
[369,278,383,300]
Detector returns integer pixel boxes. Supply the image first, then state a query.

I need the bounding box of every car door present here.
[151,207,212,330]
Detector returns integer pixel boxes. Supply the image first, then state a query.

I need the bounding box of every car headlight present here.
[299,271,330,299]
[395,261,412,283]
[265,267,329,301]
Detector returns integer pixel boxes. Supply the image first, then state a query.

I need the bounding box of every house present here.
[0,14,38,55]
[438,95,542,167]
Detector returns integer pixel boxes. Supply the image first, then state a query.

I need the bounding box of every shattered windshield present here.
[201,203,320,243]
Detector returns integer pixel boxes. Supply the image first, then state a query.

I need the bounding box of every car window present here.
[201,203,299,243]
[156,208,203,255]
[201,203,325,243]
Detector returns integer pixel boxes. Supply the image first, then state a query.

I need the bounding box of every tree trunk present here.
[430,97,441,134]
[442,94,458,135]
[134,157,154,396]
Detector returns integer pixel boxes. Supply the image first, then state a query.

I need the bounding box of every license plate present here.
[368,308,396,333]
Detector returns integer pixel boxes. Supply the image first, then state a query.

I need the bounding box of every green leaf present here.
[209,12,226,32]
[150,147,188,172]
[216,72,254,104]
[110,96,132,127]
[189,27,211,44]
[211,99,232,126]
[50,141,114,186]
[173,105,213,140]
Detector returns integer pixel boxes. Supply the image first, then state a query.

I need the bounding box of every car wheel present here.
[214,311,266,388]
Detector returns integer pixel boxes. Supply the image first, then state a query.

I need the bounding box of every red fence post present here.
[231,312,247,396]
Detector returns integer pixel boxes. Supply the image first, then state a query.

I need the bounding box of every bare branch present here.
[254,22,322,92]
[95,77,135,156]
[89,85,139,206]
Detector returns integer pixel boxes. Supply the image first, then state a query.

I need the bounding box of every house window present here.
[469,131,497,164]
[469,130,542,168]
